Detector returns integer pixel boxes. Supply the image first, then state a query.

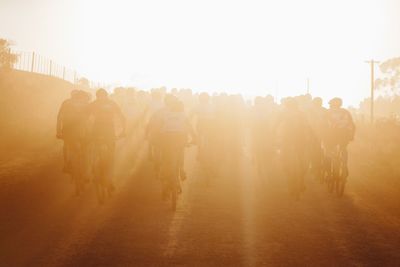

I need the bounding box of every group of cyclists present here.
[56,86,355,206]
[56,89,126,201]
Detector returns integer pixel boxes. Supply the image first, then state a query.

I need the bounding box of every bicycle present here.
[309,137,325,183]
[92,137,116,205]
[280,146,307,200]
[197,131,216,185]
[326,144,348,197]
[160,147,180,211]
[159,135,194,211]
[68,141,86,196]
[59,135,86,196]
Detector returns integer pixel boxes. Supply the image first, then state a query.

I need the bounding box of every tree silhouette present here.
[376,57,400,93]
[0,39,18,69]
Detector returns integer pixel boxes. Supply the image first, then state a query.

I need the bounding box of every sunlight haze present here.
[1,0,399,106]
[2,1,400,265]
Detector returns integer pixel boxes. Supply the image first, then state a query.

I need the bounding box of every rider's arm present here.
[348,110,355,130]
[185,118,197,143]
[114,102,127,136]
[56,101,66,138]
[346,110,356,140]
[189,106,197,121]
[145,111,160,139]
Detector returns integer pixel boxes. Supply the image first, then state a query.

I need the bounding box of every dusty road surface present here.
[0,137,399,267]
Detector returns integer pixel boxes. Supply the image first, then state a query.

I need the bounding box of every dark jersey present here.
[277,109,311,151]
[57,98,88,140]
[326,108,355,144]
[87,98,124,139]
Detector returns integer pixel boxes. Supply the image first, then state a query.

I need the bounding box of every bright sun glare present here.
[2,0,399,105]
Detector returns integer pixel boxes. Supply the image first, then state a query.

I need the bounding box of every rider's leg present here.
[177,135,186,181]
[105,139,116,192]
[340,143,349,178]
[78,138,88,182]
[63,139,72,173]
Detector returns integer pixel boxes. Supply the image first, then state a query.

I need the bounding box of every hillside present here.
[0,70,82,159]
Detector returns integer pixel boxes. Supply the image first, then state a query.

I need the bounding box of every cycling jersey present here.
[308,106,328,141]
[327,108,354,130]
[161,110,189,133]
[277,109,311,149]
[192,103,215,135]
[326,108,355,144]
[147,99,164,117]
[87,98,125,139]
[123,99,139,119]
[252,105,274,136]
[57,98,88,141]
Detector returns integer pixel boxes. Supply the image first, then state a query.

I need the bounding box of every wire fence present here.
[11,50,104,88]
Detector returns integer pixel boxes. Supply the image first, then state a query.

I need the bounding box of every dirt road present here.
[0,138,399,266]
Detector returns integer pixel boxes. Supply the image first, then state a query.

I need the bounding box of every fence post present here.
[8,48,13,69]
[38,55,41,73]
[49,60,52,76]
[74,71,77,84]
[21,52,25,70]
[31,52,35,72]
[63,67,65,80]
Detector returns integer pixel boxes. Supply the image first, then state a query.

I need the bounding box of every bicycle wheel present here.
[327,145,340,195]
[70,143,84,196]
[338,160,347,197]
[93,142,111,204]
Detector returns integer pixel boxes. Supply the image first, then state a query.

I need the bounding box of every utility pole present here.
[306,78,310,95]
[365,60,380,124]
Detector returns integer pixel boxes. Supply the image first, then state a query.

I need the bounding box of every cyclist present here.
[251,96,276,181]
[157,97,195,198]
[87,88,126,194]
[191,92,215,160]
[146,89,164,118]
[276,97,312,199]
[56,90,89,173]
[145,89,164,161]
[307,97,328,181]
[325,97,355,178]
[146,94,176,174]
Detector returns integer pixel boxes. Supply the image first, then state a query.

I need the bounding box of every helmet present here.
[78,90,91,102]
[329,97,342,107]
[96,88,108,98]
[151,89,162,100]
[283,97,298,109]
[71,89,80,98]
[199,92,210,103]
[164,94,177,108]
[312,97,323,107]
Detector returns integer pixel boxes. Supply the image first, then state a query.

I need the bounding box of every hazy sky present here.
[1,0,399,105]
